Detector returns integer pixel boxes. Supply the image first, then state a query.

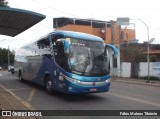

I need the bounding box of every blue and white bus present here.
[14,30,118,94]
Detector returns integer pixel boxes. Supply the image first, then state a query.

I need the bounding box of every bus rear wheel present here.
[46,78,53,94]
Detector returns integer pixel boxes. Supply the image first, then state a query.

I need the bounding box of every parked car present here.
[8,65,14,74]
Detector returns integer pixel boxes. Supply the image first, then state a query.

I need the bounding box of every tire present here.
[46,78,53,94]
[11,69,14,74]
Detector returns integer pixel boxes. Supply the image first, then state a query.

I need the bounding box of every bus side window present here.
[55,41,64,62]
[55,41,68,70]
[37,38,50,49]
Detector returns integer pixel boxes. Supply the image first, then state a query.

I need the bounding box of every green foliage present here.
[121,44,147,63]
[0,48,15,65]
[0,0,9,7]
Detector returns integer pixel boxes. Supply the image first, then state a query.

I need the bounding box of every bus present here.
[14,30,118,94]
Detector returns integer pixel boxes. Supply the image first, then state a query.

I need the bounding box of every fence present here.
[120,62,160,78]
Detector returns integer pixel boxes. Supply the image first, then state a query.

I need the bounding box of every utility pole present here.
[8,46,10,67]
[137,19,150,83]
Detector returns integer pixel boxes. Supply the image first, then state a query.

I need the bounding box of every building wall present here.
[139,62,160,78]
[105,28,112,44]
[56,24,135,45]
[121,62,131,77]
[108,61,160,78]
[93,28,105,40]
[56,24,93,35]
[121,29,136,43]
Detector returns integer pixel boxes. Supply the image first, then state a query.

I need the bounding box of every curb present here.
[112,79,160,87]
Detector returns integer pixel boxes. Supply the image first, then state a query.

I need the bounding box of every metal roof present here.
[53,17,107,28]
[0,7,46,37]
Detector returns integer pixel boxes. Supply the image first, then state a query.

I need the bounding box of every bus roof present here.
[50,30,104,42]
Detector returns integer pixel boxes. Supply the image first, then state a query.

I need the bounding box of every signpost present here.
[117,17,130,26]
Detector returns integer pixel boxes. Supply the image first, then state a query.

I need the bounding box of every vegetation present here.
[0,48,15,69]
[0,1,11,69]
[121,44,147,78]
[0,0,9,7]
[121,44,147,63]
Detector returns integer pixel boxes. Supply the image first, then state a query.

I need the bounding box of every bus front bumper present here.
[64,79,111,94]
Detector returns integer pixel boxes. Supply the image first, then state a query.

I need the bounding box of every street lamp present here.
[137,19,150,83]
[117,17,151,82]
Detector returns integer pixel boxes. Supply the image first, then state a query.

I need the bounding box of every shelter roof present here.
[0,7,46,37]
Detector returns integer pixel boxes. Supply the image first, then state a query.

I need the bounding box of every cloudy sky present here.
[1,0,160,49]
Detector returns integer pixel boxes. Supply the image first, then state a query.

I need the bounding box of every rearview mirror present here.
[105,44,118,58]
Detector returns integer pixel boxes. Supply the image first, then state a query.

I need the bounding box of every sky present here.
[1,0,160,50]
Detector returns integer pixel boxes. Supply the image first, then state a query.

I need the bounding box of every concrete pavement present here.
[0,71,36,119]
[112,77,160,87]
[0,84,36,119]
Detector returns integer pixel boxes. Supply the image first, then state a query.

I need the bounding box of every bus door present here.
[52,37,69,89]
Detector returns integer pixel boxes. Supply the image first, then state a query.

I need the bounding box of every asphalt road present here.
[0,71,160,119]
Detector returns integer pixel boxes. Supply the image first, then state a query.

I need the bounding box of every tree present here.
[0,0,9,7]
[121,44,147,78]
[0,48,15,68]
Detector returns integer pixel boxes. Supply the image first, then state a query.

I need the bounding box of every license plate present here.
[90,88,97,92]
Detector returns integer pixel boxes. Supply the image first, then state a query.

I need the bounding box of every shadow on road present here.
[17,79,108,103]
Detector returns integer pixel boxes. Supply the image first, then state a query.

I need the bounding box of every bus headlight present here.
[64,75,81,84]
[105,78,111,83]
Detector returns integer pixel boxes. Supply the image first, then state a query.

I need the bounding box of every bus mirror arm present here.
[105,44,118,58]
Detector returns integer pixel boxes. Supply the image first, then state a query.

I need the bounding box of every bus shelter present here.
[0,7,46,37]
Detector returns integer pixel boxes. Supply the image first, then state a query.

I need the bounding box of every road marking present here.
[0,92,17,110]
[0,84,35,110]
[107,92,160,107]
[9,88,32,91]
[27,88,36,102]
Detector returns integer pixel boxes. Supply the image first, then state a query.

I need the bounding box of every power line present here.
[32,0,84,18]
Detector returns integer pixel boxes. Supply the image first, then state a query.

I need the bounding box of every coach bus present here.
[14,30,118,94]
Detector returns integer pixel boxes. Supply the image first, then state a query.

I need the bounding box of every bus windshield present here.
[67,38,109,76]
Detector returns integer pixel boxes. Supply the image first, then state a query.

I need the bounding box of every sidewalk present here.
[112,77,160,87]
[0,84,36,119]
